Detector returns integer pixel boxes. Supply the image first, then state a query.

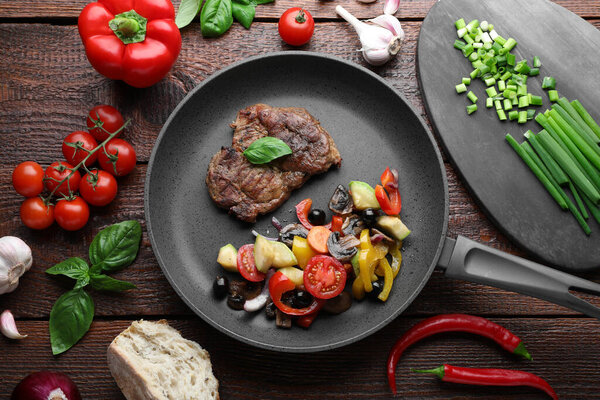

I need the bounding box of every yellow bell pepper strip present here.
[358,248,374,292]
[377,257,394,301]
[389,240,403,278]
[292,236,316,269]
[373,242,389,260]
[352,275,366,300]
[359,229,371,250]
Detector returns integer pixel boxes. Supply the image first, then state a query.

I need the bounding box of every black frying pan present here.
[145,52,600,353]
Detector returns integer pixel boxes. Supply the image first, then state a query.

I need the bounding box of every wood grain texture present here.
[2,318,599,399]
[1,0,599,20]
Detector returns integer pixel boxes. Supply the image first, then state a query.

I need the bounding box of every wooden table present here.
[2,1,600,398]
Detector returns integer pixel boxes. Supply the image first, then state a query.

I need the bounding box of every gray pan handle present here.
[437,236,600,318]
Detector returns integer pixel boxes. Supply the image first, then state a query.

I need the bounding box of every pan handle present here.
[438,236,600,318]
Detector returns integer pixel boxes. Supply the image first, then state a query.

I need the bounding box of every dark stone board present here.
[418,0,600,271]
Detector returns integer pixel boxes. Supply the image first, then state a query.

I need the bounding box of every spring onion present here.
[509,110,519,121]
[524,130,569,185]
[518,96,529,108]
[529,95,543,106]
[462,77,471,86]
[497,80,506,92]
[503,89,517,99]
[569,182,589,219]
[506,53,515,66]
[467,91,478,103]
[557,98,599,144]
[571,99,600,140]
[520,141,568,210]
[456,83,467,94]
[486,97,494,108]
[467,104,478,114]
[497,109,507,121]
[517,85,527,97]
[462,44,474,57]
[527,109,536,120]
[470,69,480,80]
[503,37,517,51]
[548,109,600,170]
[533,56,541,68]
[485,87,496,97]
[512,96,519,106]
[552,104,600,150]
[529,68,540,76]
[494,100,502,110]
[466,19,479,31]
[583,194,600,225]
[502,99,512,110]
[542,76,556,89]
[518,110,527,124]
[455,18,466,29]
[480,20,489,31]
[548,90,558,102]
[484,77,496,87]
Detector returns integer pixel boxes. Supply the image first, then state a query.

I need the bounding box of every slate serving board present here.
[418,0,600,271]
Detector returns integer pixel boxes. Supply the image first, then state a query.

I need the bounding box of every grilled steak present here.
[206,104,342,222]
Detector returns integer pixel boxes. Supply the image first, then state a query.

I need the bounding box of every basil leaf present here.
[89,220,142,273]
[49,289,94,355]
[232,0,255,29]
[176,0,203,29]
[252,0,274,4]
[46,257,90,289]
[243,137,292,164]
[200,0,233,37]
[89,274,136,292]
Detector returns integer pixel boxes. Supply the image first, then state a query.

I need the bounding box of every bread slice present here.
[107,320,219,400]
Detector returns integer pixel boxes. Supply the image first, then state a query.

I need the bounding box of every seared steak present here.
[206,104,342,222]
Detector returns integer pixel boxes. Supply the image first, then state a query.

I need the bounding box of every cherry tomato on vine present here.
[44,161,81,196]
[62,131,98,167]
[86,105,125,141]
[98,138,136,177]
[20,197,55,230]
[12,161,45,197]
[79,170,118,206]
[278,8,314,46]
[55,196,90,231]
[303,255,347,299]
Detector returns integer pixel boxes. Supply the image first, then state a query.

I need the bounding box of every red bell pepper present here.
[269,271,324,316]
[375,167,401,215]
[296,310,320,328]
[330,215,344,234]
[78,0,181,88]
[295,198,332,230]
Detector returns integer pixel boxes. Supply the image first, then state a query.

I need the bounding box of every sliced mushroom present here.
[323,291,352,314]
[329,184,354,215]
[228,279,263,300]
[276,309,292,329]
[342,214,366,237]
[327,231,359,262]
[279,224,309,247]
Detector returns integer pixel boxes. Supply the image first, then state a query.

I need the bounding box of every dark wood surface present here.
[1,1,599,398]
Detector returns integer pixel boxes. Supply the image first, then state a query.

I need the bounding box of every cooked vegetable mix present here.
[214,167,409,328]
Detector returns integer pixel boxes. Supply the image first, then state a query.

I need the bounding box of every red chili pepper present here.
[413,364,558,400]
[375,167,401,215]
[78,0,182,88]
[269,271,324,316]
[387,314,531,394]
[295,198,332,230]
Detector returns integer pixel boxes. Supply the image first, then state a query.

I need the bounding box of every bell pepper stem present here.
[412,365,445,380]
[109,10,148,44]
[112,18,140,36]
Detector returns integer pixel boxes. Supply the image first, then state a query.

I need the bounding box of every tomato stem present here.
[295,9,306,23]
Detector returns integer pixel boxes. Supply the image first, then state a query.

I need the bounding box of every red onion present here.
[11,371,81,400]
[251,230,278,241]
[271,216,283,231]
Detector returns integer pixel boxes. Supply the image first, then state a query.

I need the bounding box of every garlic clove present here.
[356,0,378,3]
[1,310,27,339]
[369,14,405,40]
[362,48,393,66]
[383,0,400,15]
[0,236,33,295]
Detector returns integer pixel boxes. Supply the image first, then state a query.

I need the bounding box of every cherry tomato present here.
[98,139,136,177]
[237,244,265,282]
[79,170,118,206]
[20,197,54,230]
[54,196,90,231]
[278,8,315,46]
[303,255,347,299]
[44,161,81,196]
[62,131,98,167]
[12,161,44,197]
[87,105,125,141]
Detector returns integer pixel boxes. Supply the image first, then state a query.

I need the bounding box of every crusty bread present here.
[107,319,219,400]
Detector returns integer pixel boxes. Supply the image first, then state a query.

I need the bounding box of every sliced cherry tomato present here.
[303,255,347,300]
[237,244,265,282]
[295,198,332,230]
[87,105,125,141]
[79,170,118,206]
[269,271,324,316]
[62,131,98,167]
[278,7,314,46]
[98,138,136,177]
[55,196,90,231]
[12,161,44,197]
[44,161,81,196]
[20,197,54,230]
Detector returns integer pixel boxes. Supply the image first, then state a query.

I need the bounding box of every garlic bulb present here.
[336,5,404,66]
[0,236,33,295]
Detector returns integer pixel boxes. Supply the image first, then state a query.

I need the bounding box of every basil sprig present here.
[243,137,293,164]
[46,220,142,355]
[176,0,273,34]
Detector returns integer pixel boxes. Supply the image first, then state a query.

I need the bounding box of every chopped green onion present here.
[548,90,559,102]
[503,99,513,110]
[503,89,517,99]
[503,38,517,51]
[481,32,492,43]
[512,97,519,105]
[462,77,471,85]
[527,109,536,120]
[470,69,480,79]
[486,87,497,97]
[455,18,466,29]
[517,84,527,96]
[484,77,496,87]
[486,97,494,108]
[497,109,507,121]
[454,40,466,50]
[472,60,484,69]
[494,100,502,110]
[529,94,543,106]
[509,110,519,120]
[529,68,539,76]
[467,104,478,114]
[507,84,517,91]
[477,48,487,57]
[518,110,527,124]
[457,27,467,38]
[506,53,516,66]
[500,71,512,81]
[542,76,556,89]
[466,19,479,31]
[468,52,479,62]
[491,42,502,54]
[478,64,491,75]
[518,96,530,108]
[467,91,478,103]
[480,20,489,31]
[514,60,530,74]
[488,23,494,31]
[533,56,541,68]
[456,83,467,94]
[497,80,506,92]
[463,34,474,45]
[483,41,493,50]
[462,44,474,57]
[494,35,507,46]
[571,99,600,140]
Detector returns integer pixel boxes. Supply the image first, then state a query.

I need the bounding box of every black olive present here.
[213,276,229,299]
[362,208,379,226]
[308,209,327,225]
[227,293,245,310]
[367,280,385,300]
[265,301,277,319]
[293,290,314,308]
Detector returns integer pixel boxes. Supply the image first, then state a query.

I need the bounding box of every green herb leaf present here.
[49,289,94,355]
[46,257,90,289]
[89,220,142,273]
[176,0,203,28]
[243,137,292,164]
[89,274,136,292]
[200,0,233,37]
[232,0,255,29]
[252,0,274,4]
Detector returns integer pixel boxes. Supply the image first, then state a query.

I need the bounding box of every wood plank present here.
[1,317,598,399]
[1,0,599,20]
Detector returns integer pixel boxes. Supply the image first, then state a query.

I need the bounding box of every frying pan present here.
[145,52,600,353]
